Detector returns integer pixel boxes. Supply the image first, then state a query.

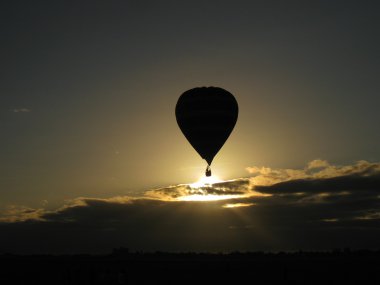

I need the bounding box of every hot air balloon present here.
[175,87,238,177]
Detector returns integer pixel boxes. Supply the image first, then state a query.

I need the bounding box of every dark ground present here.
[1,249,379,284]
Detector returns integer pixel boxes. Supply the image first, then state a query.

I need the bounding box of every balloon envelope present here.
[175,87,238,168]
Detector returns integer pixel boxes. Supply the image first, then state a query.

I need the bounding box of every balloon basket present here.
[205,165,212,177]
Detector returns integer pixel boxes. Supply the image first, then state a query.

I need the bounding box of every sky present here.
[1,0,380,253]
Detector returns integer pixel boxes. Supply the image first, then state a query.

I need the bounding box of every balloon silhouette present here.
[175,87,238,176]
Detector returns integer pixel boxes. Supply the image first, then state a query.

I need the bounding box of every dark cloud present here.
[255,173,380,194]
[1,160,380,254]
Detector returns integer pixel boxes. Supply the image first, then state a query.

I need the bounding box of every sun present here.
[189,175,222,188]
[174,174,248,202]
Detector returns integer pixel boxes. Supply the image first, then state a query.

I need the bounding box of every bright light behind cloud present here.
[174,175,250,202]
[222,202,256,208]
[190,175,223,188]
[177,194,246,202]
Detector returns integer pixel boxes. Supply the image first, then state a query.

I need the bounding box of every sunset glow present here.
[2,0,379,260]
[222,202,256,208]
[177,193,246,202]
[189,175,222,188]
[171,175,251,202]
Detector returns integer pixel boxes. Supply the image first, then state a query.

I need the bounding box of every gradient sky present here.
[1,1,380,253]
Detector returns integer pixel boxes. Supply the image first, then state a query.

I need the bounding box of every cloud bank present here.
[1,160,379,254]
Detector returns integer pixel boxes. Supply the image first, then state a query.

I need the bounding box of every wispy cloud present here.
[0,205,45,222]
[247,159,380,186]
[12,108,31,113]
